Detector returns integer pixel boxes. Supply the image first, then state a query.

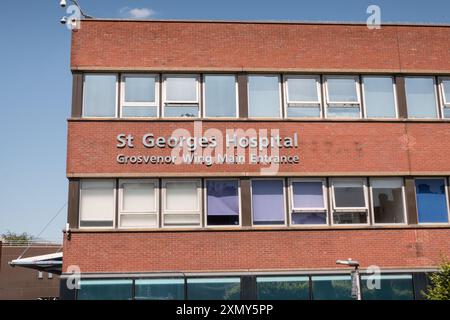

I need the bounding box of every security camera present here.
[60,16,67,24]
[336,259,360,267]
[60,0,67,7]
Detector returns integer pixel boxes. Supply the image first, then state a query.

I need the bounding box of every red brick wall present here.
[67,120,450,176]
[71,21,450,73]
[62,228,450,273]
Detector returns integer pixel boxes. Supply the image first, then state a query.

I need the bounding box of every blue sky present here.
[0,0,449,242]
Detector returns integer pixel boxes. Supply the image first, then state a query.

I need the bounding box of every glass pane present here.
[287,106,321,117]
[164,105,199,117]
[405,77,437,118]
[77,280,132,300]
[311,276,353,300]
[371,178,405,224]
[166,76,197,102]
[165,181,198,212]
[287,77,319,102]
[187,278,240,300]
[361,275,414,300]
[415,179,449,223]
[122,182,155,212]
[164,214,200,226]
[444,108,450,119]
[292,212,327,225]
[80,180,115,226]
[257,276,310,300]
[248,75,280,117]
[204,75,237,117]
[333,180,366,208]
[443,79,450,103]
[122,106,157,117]
[120,214,157,228]
[83,75,117,117]
[327,77,358,102]
[135,279,184,300]
[124,75,155,102]
[252,180,285,225]
[363,76,396,118]
[207,180,239,226]
[333,212,367,224]
[292,181,324,209]
[327,107,360,118]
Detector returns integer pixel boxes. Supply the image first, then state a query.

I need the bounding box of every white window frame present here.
[404,76,440,119]
[330,178,369,226]
[120,74,159,118]
[414,177,450,225]
[250,178,287,227]
[369,177,407,226]
[162,74,200,118]
[82,73,119,118]
[118,179,159,229]
[324,75,362,119]
[288,178,328,227]
[202,74,239,119]
[78,179,116,229]
[247,74,283,119]
[438,77,450,118]
[283,75,322,119]
[162,179,202,228]
[361,75,398,119]
[204,178,242,228]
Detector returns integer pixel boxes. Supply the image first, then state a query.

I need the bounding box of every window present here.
[325,76,361,118]
[83,74,117,117]
[163,75,199,117]
[257,276,310,300]
[289,179,327,225]
[187,278,240,300]
[120,74,158,117]
[362,76,397,118]
[415,178,449,224]
[118,179,158,228]
[248,75,281,118]
[440,78,450,118]
[361,274,414,300]
[311,275,353,300]
[370,178,406,224]
[79,180,115,228]
[162,180,201,226]
[77,280,133,300]
[251,179,286,225]
[331,179,368,225]
[284,75,321,117]
[206,179,240,226]
[204,74,238,117]
[135,279,185,300]
[405,77,438,118]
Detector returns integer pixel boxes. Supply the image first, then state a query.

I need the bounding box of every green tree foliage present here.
[425,259,450,300]
[0,230,34,242]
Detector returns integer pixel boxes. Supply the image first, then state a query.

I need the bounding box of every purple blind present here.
[293,182,324,208]
[252,180,285,223]
[207,180,239,216]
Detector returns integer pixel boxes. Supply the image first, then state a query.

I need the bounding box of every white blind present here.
[80,180,115,221]
[165,181,199,211]
[165,76,197,102]
[122,182,156,212]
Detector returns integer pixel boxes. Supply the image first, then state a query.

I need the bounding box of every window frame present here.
[369,177,407,226]
[250,178,287,227]
[324,75,362,119]
[118,179,159,229]
[330,178,369,226]
[162,74,200,118]
[162,179,202,228]
[414,177,450,225]
[438,77,450,117]
[283,75,323,119]
[404,76,440,119]
[247,74,283,119]
[202,74,239,119]
[78,179,117,229]
[288,178,328,227]
[120,74,160,118]
[82,73,119,119]
[204,178,242,228]
[361,75,398,119]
